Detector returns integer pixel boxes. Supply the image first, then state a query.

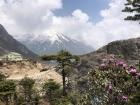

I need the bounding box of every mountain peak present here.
[0,24,9,35]
[18,33,70,44]
[0,24,4,29]
[45,34,69,44]
[19,33,93,55]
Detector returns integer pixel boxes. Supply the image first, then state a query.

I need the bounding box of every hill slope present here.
[0,24,37,59]
[81,37,140,66]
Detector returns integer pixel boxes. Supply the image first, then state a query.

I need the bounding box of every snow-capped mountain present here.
[17,34,93,55]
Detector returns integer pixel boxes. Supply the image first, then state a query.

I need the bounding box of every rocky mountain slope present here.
[18,34,93,55]
[81,37,140,66]
[0,24,37,59]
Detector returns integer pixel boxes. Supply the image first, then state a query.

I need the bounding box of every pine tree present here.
[43,79,60,100]
[0,80,16,105]
[19,77,35,105]
[123,0,140,23]
[42,50,79,96]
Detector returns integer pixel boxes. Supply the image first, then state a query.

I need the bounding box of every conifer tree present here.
[42,50,79,96]
[123,0,140,23]
[43,79,60,101]
[19,77,35,105]
[0,80,16,105]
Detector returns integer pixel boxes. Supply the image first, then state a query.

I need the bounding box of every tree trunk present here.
[14,93,18,105]
[4,96,9,105]
[139,59,140,69]
[62,68,66,96]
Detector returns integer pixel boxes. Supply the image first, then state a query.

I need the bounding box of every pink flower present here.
[108,85,112,90]
[109,58,114,62]
[100,63,106,70]
[110,54,115,59]
[116,60,128,69]
[117,61,124,66]
[137,72,140,77]
[101,63,106,67]
[129,68,137,76]
[121,96,128,102]
[106,83,112,93]
[122,63,128,69]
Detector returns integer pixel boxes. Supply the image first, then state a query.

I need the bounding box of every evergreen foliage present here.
[0,72,6,81]
[43,79,74,105]
[123,0,140,23]
[41,50,79,96]
[19,77,36,105]
[43,79,60,99]
[0,80,16,105]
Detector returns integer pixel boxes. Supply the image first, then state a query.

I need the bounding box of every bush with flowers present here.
[88,54,140,105]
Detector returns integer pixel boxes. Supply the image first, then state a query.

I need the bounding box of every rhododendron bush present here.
[88,55,140,105]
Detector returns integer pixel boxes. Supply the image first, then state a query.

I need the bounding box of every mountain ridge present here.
[81,37,140,66]
[18,33,93,55]
[0,24,38,59]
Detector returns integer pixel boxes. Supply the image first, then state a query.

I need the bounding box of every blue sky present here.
[55,0,109,22]
[0,0,140,49]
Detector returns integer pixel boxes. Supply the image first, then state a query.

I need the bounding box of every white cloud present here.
[96,0,140,42]
[0,0,140,49]
[0,0,62,34]
[72,9,89,22]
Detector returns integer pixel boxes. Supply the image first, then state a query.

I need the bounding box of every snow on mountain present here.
[17,34,94,55]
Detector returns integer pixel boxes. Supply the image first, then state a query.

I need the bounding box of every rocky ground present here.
[0,60,62,89]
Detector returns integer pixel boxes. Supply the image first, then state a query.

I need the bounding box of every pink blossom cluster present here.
[121,95,128,102]
[100,54,140,77]
[100,54,140,103]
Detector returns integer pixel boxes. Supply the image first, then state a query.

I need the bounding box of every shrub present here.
[0,80,16,105]
[0,73,6,81]
[19,77,35,104]
[43,79,60,99]
[88,54,140,105]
